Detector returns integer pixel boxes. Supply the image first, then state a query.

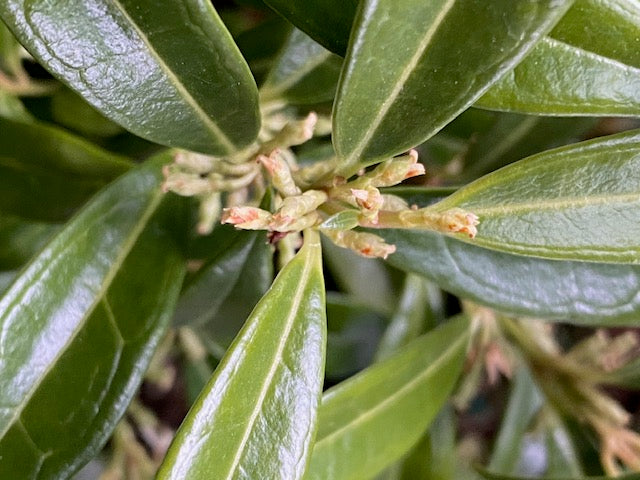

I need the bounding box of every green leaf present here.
[0,0,260,154]
[262,0,358,55]
[0,155,186,479]
[51,87,123,138]
[0,116,131,221]
[432,129,640,264]
[478,0,640,116]
[325,293,386,381]
[305,315,470,480]
[489,369,544,475]
[333,0,573,174]
[0,216,59,270]
[235,16,291,83]
[374,274,439,362]
[157,230,326,480]
[0,271,15,295]
[476,469,640,480]
[174,226,273,357]
[458,114,597,182]
[0,91,32,121]
[260,28,343,105]
[382,228,640,325]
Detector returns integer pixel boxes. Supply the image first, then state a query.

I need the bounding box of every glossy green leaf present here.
[0,215,59,269]
[375,274,437,361]
[0,0,260,154]
[476,469,640,480]
[174,226,273,357]
[0,116,131,220]
[489,369,543,475]
[478,0,640,115]
[261,28,342,105]
[325,293,387,381]
[433,129,640,263]
[262,0,358,55]
[157,230,326,480]
[382,228,640,325]
[305,315,470,480]
[235,16,291,83]
[0,155,186,479]
[333,0,573,174]
[322,236,396,315]
[51,87,123,138]
[459,114,597,182]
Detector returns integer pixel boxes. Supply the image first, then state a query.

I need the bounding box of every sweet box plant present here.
[1,0,640,479]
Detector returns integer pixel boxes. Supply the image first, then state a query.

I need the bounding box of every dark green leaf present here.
[0,215,59,269]
[433,129,640,263]
[0,155,186,479]
[325,293,386,381]
[0,0,260,154]
[157,230,326,480]
[0,271,15,294]
[305,316,470,480]
[489,369,543,474]
[0,116,131,220]
[333,0,573,174]
[51,87,123,138]
[382,228,640,325]
[174,226,273,357]
[261,28,342,105]
[459,114,597,182]
[375,274,438,361]
[477,0,640,115]
[262,0,358,55]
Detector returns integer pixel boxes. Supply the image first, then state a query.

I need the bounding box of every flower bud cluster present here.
[162,111,480,260]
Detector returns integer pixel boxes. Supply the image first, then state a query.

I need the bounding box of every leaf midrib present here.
[0,187,163,440]
[110,0,236,153]
[341,0,457,166]
[222,241,318,479]
[313,330,467,450]
[468,192,640,217]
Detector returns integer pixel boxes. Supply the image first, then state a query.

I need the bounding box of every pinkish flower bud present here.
[221,206,272,230]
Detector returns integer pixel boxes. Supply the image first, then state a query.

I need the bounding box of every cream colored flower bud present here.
[399,207,479,238]
[197,192,221,235]
[221,206,272,230]
[270,211,320,232]
[162,166,211,197]
[323,229,396,259]
[257,149,301,197]
[351,186,383,222]
[173,151,215,174]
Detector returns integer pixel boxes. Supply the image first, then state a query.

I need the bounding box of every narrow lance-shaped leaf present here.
[0,116,131,221]
[0,0,260,154]
[478,0,640,116]
[0,216,59,270]
[432,129,640,264]
[157,229,326,480]
[381,227,640,326]
[0,154,186,479]
[262,0,358,55]
[260,28,343,105]
[174,226,273,358]
[333,0,573,175]
[305,315,470,480]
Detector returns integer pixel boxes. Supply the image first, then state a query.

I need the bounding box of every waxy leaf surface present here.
[158,231,326,480]
[174,226,272,357]
[0,155,185,479]
[382,228,640,325]
[434,129,640,264]
[261,28,342,105]
[478,0,640,115]
[0,0,260,154]
[0,116,131,221]
[262,0,357,55]
[333,0,573,173]
[305,316,470,480]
